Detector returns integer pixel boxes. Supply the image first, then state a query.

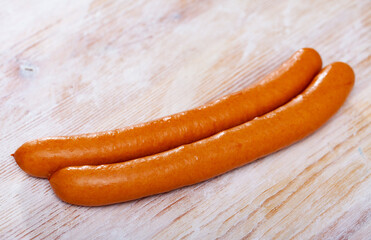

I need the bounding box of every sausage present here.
[49,62,355,206]
[14,48,322,178]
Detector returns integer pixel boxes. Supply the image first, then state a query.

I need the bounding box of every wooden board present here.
[1,0,370,239]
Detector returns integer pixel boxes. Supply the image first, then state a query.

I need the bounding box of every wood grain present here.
[0,0,370,239]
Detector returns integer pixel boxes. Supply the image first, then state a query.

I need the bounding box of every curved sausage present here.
[49,62,355,206]
[14,48,322,178]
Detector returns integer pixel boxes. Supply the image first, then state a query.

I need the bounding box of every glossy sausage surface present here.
[14,48,321,178]
[50,62,355,206]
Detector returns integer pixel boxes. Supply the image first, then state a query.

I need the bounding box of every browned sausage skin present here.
[14,48,322,178]
[49,62,355,206]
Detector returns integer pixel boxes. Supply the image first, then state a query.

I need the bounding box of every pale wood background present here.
[0,0,370,239]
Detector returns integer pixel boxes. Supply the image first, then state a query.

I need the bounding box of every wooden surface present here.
[1,0,370,239]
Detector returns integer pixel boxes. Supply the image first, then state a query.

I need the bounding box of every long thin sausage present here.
[14,48,321,178]
[49,62,355,206]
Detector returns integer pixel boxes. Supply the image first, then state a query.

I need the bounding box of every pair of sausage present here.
[14,49,355,206]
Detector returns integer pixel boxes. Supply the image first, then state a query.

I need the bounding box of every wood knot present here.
[19,61,38,78]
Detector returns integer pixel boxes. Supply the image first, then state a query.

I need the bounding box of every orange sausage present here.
[49,62,355,206]
[14,48,321,178]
